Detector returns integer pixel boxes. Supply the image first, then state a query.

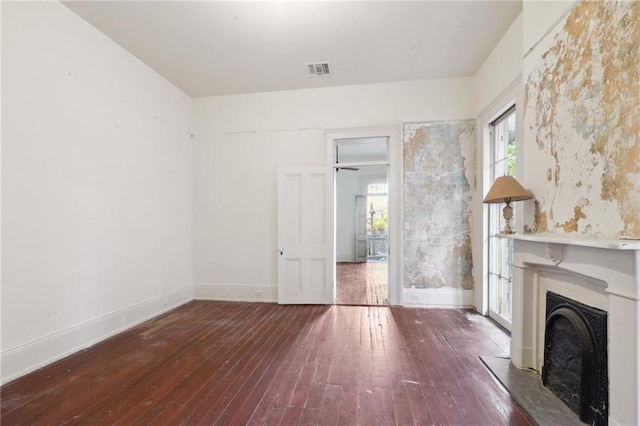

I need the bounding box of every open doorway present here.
[334,138,389,305]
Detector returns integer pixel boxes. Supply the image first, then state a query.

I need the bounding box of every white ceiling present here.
[63,1,522,98]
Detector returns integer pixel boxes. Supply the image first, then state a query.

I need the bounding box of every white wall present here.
[336,169,360,263]
[473,13,523,117]
[522,1,575,55]
[1,2,194,383]
[0,3,4,373]
[193,78,474,302]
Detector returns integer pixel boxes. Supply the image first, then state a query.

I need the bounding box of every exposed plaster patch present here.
[532,200,549,233]
[558,198,589,232]
[524,0,639,237]
[403,121,475,289]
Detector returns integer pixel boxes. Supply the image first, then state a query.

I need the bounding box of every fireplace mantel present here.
[501,232,640,250]
[503,233,640,426]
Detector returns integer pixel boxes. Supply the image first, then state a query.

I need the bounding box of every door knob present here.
[279,247,284,255]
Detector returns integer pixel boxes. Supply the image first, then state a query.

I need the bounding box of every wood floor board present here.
[280,405,303,424]
[4,302,231,424]
[248,348,304,420]
[337,383,358,414]
[92,302,259,423]
[167,305,299,424]
[390,382,417,424]
[100,302,262,423]
[1,301,536,425]
[336,262,388,306]
[215,306,320,425]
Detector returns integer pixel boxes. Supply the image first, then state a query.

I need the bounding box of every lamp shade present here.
[483,176,533,203]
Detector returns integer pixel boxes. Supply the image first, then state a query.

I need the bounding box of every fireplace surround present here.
[506,233,640,426]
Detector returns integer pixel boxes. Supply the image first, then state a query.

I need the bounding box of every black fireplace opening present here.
[543,292,608,426]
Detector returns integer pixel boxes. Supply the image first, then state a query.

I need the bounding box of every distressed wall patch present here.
[403,121,475,289]
[524,1,640,238]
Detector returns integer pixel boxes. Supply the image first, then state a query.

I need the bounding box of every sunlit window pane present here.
[488,107,516,326]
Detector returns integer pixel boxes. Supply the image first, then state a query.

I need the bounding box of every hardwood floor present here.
[336,262,388,306]
[1,301,533,425]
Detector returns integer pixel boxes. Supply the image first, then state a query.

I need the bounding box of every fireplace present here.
[506,233,640,426]
[543,292,608,425]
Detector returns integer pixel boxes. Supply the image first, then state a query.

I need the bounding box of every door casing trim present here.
[324,125,403,306]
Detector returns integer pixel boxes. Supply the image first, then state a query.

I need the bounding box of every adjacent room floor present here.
[336,262,388,306]
[1,301,534,425]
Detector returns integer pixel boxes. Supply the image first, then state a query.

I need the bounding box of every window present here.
[363,176,388,261]
[367,182,387,195]
[488,107,516,330]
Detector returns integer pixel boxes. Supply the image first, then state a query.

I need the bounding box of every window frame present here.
[487,106,516,331]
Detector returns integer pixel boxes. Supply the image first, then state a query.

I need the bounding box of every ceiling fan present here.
[335,146,359,172]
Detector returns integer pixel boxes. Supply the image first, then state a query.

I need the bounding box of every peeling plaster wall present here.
[523,1,640,238]
[403,121,475,289]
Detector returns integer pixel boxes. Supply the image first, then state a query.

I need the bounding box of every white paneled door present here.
[277,167,334,304]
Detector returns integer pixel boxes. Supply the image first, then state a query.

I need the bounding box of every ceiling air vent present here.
[307,62,330,76]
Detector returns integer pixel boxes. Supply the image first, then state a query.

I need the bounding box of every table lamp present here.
[483,176,533,234]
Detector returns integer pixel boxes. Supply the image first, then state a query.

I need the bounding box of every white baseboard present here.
[194,283,277,303]
[403,287,474,308]
[194,284,470,307]
[0,286,193,385]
